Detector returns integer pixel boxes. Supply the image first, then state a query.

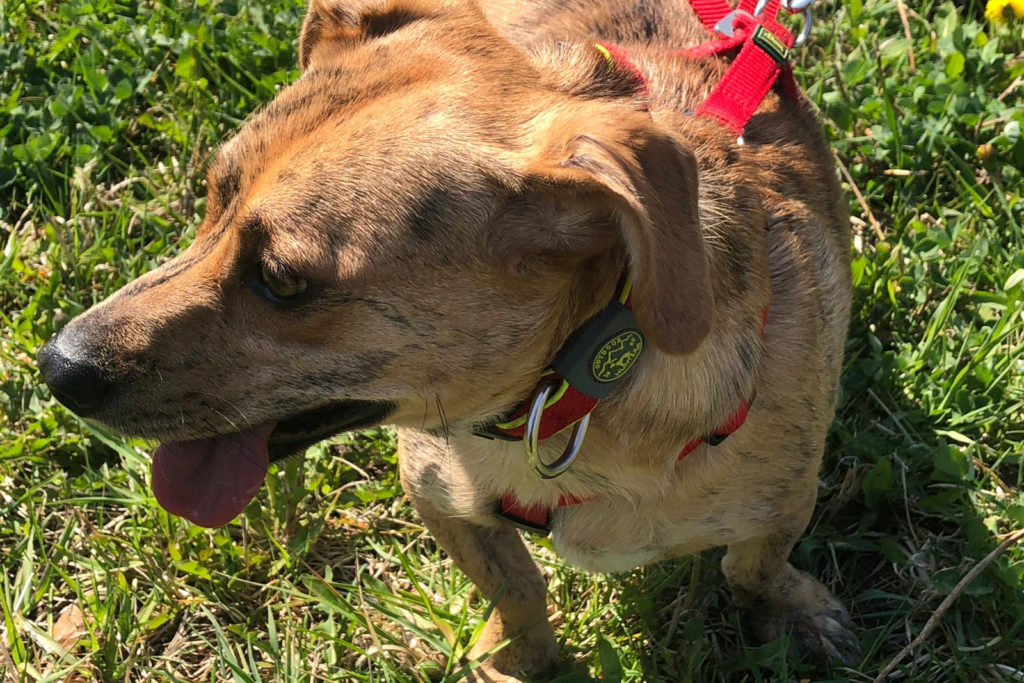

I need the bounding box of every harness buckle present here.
[713,9,755,38]
[524,383,589,479]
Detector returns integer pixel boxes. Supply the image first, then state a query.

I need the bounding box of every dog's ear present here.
[525,111,713,355]
[299,0,445,71]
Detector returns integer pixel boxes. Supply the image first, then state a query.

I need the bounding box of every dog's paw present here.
[457,662,528,683]
[462,616,558,682]
[740,565,859,667]
[747,600,859,666]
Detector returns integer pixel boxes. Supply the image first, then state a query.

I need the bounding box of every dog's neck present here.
[540,44,773,453]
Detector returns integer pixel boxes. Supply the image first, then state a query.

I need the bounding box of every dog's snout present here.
[38,332,112,417]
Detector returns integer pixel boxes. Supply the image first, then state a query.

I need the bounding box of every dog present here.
[38,0,855,678]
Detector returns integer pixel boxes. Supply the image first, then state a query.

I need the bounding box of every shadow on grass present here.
[566,318,1024,681]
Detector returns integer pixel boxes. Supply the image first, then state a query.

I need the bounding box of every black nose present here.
[38,333,112,417]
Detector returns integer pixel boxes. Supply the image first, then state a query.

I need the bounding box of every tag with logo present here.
[552,302,647,399]
[752,25,790,65]
[591,330,645,383]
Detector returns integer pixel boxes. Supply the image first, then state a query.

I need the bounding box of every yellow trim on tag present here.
[752,25,790,65]
[618,273,633,304]
[593,43,615,66]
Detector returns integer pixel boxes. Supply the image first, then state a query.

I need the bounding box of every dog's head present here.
[38,0,713,526]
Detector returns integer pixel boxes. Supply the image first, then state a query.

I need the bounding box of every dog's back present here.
[483,0,707,47]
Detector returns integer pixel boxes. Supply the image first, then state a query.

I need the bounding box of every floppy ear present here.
[299,0,441,71]
[527,112,714,355]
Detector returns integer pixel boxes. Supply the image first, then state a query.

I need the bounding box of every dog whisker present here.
[212,408,241,434]
[434,393,451,447]
[194,390,254,431]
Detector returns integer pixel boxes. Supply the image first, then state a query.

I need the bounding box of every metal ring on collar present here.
[523,384,590,479]
[754,0,814,47]
[783,0,817,12]
[755,0,817,13]
[792,7,812,46]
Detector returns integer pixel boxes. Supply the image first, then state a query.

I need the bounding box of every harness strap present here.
[594,41,649,95]
[677,397,752,460]
[690,4,797,135]
[697,0,770,27]
[497,492,586,533]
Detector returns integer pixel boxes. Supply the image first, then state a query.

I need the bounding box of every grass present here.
[1,0,1023,680]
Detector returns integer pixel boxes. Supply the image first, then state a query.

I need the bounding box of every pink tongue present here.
[151,423,275,527]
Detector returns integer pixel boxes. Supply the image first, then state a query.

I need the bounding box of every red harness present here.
[684,0,800,134]
[489,0,798,533]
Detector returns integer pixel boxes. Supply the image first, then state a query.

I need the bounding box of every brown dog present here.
[38,0,855,678]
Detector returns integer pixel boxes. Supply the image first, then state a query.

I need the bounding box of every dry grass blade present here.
[895,0,915,74]
[52,603,87,651]
[0,640,18,683]
[873,529,1024,683]
[834,151,885,241]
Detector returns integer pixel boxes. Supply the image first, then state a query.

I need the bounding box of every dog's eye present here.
[258,261,307,300]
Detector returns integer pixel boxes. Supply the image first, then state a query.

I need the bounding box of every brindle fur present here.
[45,0,854,678]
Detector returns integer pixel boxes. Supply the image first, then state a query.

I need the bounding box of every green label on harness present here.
[752,26,790,65]
[591,330,644,383]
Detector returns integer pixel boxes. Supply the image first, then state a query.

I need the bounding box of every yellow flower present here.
[986,0,1024,23]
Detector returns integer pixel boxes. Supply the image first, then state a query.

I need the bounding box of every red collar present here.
[492,4,800,531]
[476,275,639,443]
[497,395,755,533]
[491,292,765,534]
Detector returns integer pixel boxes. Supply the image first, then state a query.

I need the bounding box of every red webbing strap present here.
[594,41,649,95]
[495,383,600,441]
[680,33,746,59]
[676,398,752,461]
[689,0,760,31]
[490,277,634,442]
[679,0,802,135]
[694,10,794,135]
[500,389,755,533]
[678,436,705,460]
[689,0,734,30]
[500,382,758,532]
[499,492,585,532]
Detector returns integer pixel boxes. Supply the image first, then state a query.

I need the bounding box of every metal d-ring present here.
[523,384,590,479]
[754,0,815,47]
[792,6,813,46]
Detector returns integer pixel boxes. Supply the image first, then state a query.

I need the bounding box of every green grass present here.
[2,0,1023,680]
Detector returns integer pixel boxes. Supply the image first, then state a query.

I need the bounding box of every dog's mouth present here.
[150,400,394,528]
[267,400,396,462]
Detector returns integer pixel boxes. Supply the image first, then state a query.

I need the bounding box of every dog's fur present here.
[41,0,854,678]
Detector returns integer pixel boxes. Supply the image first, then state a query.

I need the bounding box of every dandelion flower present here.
[986,0,1024,23]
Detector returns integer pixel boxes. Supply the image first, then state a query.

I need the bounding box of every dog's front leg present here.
[720,487,858,666]
[405,491,557,681]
